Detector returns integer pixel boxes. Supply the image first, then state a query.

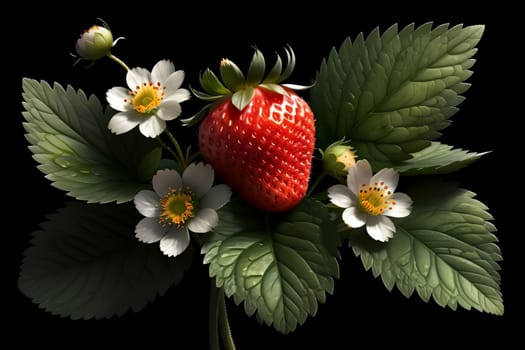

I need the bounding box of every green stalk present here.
[209,280,220,350]
[209,282,236,350]
[165,128,187,169]
[307,170,328,196]
[106,53,130,71]
[156,137,179,161]
[219,291,236,350]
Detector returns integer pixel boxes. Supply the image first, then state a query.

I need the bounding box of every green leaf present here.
[202,197,340,334]
[259,83,289,96]
[182,102,218,126]
[21,79,159,203]
[232,87,255,111]
[387,142,489,175]
[18,202,192,319]
[247,48,266,85]
[279,45,297,83]
[137,147,162,180]
[263,46,297,84]
[220,59,246,92]
[190,86,225,101]
[265,53,283,83]
[349,181,503,315]
[311,23,484,169]
[199,68,231,95]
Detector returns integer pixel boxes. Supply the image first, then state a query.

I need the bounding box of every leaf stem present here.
[106,53,130,71]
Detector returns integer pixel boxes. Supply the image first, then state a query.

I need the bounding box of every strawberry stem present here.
[219,291,236,350]
[209,281,220,350]
[106,53,130,71]
[307,170,328,196]
[209,283,236,350]
[165,128,188,170]
[187,148,201,164]
[156,136,179,162]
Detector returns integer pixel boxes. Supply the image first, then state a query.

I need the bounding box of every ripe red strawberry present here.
[187,47,315,212]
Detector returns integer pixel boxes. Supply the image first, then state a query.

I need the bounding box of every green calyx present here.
[320,139,357,179]
[183,45,312,126]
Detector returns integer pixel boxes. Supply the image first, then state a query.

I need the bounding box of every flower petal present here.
[347,159,373,196]
[160,227,190,257]
[134,190,160,217]
[126,67,151,90]
[151,60,175,85]
[328,184,354,208]
[201,184,232,210]
[157,100,182,121]
[366,216,395,242]
[164,88,191,104]
[108,112,141,135]
[342,206,366,228]
[106,87,132,112]
[139,116,166,138]
[188,208,219,233]
[135,217,168,243]
[153,169,183,197]
[384,192,413,218]
[371,167,399,193]
[164,70,185,94]
[182,162,214,198]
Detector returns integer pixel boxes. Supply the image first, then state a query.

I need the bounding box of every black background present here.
[8,2,519,348]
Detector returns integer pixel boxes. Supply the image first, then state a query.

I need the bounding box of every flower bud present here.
[75,25,114,61]
[321,140,356,178]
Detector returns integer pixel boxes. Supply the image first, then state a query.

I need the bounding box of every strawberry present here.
[186,47,315,212]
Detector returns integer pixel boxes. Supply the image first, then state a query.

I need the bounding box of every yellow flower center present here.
[159,189,195,227]
[358,182,396,216]
[130,82,166,114]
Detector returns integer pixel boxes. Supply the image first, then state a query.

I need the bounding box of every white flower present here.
[106,60,190,138]
[328,159,413,242]
[134,163,231,257]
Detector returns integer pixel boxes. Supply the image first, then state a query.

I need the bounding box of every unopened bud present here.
[321,140,356,178]
[75,25,114,61]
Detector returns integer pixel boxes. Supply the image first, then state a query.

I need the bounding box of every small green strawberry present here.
[186,47,315,212]
[321,139,356,179]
